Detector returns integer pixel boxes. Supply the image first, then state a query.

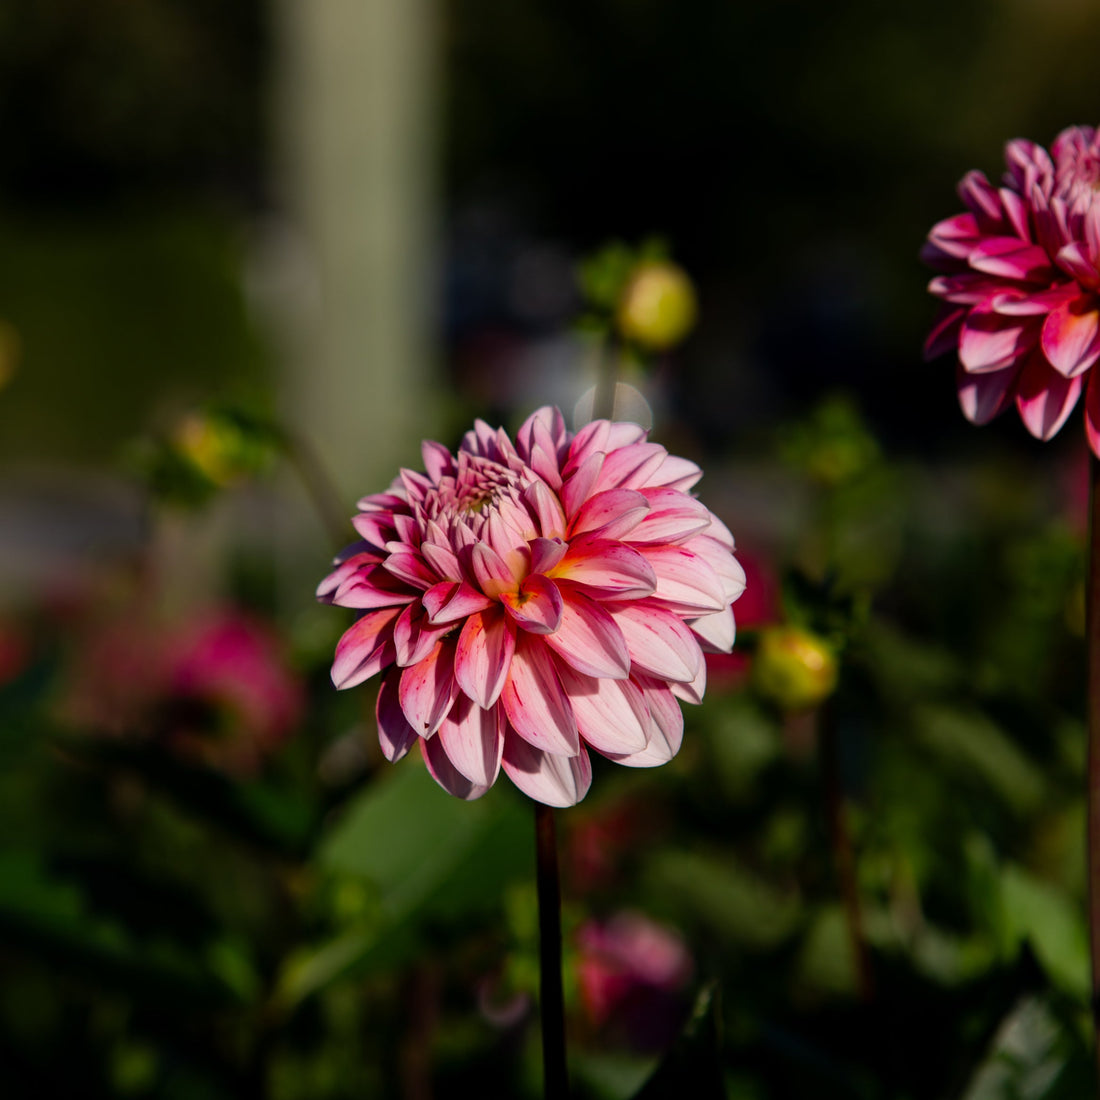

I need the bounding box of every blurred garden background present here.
[4,0,1100,1096]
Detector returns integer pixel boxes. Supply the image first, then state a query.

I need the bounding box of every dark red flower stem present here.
[820,701,874,1002]
[535,802,569,1099]
[1087,454,1100,1077]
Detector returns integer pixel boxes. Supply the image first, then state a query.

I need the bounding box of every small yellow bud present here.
[616,260,697,351]
[753,625,839,712]
[174,413,247,487]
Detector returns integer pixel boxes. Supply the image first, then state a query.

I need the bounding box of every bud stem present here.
[821,700,873,1002]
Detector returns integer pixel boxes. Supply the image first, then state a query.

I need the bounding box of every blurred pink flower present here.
[923,125,1100,453]
[576,912,693,1048]
[319,407,745,806]
[163,610,304,775]
[61,605,302,775]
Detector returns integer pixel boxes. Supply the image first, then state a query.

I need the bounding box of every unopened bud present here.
[753,625,838,712]
[616,260,697,351]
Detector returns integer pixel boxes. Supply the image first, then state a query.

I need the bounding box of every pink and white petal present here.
[485,510,533,568]
[958,306,1039,373]
[923,306,966,361]
[556,665,651,755]
[524,422,565,490]
[670,659,707,705]
[642,544,728,613]
[928,272,1009,307]
[602,676,684,767]
[967,237,1052,282]
[689,605,737,654]
[399,641,460,735]
[356,490,406,513]
[420,439,454,482]
[922,212,981,265]
[528,537,568,576]
[682,534,746,603]
[436,695,504,787]
[1005,139,1053,194]
[561,452,605,518]
[334,565,419,610]
[501,735,592,807]
[317,548,380,601]
[393,602,452,667]
[610,604,702,683]
[455,606,517,709]
[419,539,461,581]
[351,512,396,548]
[523,481,568,539]
[569,488,650,540]
[332,607,401,689]
[567,419,611,468]
[502,573,564,634]
[627,488,711,544]
[381,549,436,590]
[998,187,1032,242]
[500,635,579,755]
[422,580,494,625]
[391,514,422,548]
[605,420,649,449]
[421,736,491,801]
[956,363,1017,425]
[990,285,1077,316]
[1015,355,1084,440]
[958,170,1002,231]
[517,406,567,466]
[593,442,668,493]
[650,454,704,492]
[470,543,518,599]
[543,587,631,679]
[1086,370,1100,459]
[1040,296,1100,377]
[552,537,657,598]
[1054,242,1100,290]
[376,671,417,761]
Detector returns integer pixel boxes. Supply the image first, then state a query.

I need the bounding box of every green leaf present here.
[319,756,529,919]
[912,706,1046,814]
[999,865,1089,1002]
[277,759,532,1008]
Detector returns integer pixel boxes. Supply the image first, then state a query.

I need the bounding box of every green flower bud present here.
[753,625,839,712]
[616,260,697,351]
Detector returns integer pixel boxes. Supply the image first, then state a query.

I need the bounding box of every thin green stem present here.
[278,426,349,550]
[592,332,623,422]
[1086,454,1100,1079]
[535,802,568,1099]
[820,701,873,1003]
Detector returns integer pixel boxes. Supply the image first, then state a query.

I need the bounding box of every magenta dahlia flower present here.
[318,407,744,806]
[923,125,1100,453]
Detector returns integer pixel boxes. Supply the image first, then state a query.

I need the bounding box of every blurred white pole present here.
[272,0,440,511]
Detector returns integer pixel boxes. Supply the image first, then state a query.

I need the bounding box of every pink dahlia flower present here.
[575,912,693,1047]
[318,407,744,806]
[923,125,1100,453]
